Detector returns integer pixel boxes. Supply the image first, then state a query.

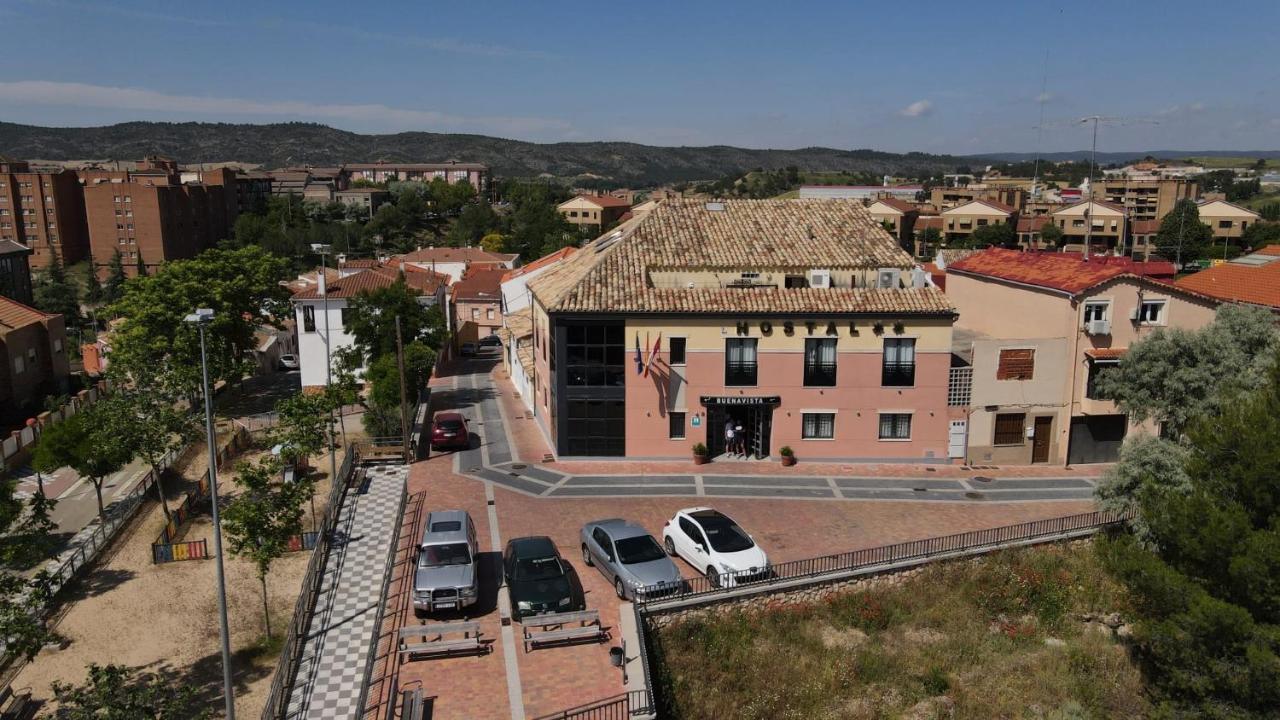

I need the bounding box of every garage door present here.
[1067,415,1127,465]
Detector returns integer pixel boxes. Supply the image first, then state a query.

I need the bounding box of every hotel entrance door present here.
[702,396,777,459]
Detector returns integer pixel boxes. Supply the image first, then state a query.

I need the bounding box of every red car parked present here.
[431,412,471,451]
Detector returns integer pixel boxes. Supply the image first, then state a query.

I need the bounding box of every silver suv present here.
[414,510,479,617]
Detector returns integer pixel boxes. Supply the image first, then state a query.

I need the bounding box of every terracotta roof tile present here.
[1016,216,1051,233]
[566,194,632,209]
[1257,245,1280,257]
[291,266,443,300]
[501,247,576,282]
[1175,261,1280,309]
[870,198,919,214]
[452,266,506,302]
[0,296,53,330]
[0,239,31,256]
[530,199,952,315]
[399,247,517,264]
[914,216,944,231]
[1085,347,1128,360]
[1131,219,1161,234]
[949,248,1135,295]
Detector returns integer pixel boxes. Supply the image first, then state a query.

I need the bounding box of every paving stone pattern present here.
[286,463,408,720]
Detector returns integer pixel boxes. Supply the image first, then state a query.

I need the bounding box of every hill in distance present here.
[3,121,1274,186]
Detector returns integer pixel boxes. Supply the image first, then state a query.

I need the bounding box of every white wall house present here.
[398,247,518,288]
[291,267,448,389]
[496,247,576,411]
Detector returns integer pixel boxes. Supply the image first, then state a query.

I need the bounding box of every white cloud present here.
[1036,92,1054,103]
[899,100,933,118]
[0,80,573,139]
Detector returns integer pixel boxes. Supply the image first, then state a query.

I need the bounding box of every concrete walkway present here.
[286,463,407,720]
[443,358,1097,504]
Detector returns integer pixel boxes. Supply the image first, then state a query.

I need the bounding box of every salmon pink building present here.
[525,199,958,460]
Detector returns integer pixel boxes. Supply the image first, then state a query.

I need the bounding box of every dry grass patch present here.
[653,542,1148,720]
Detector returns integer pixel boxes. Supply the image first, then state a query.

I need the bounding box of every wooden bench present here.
[522,609,608,652]
[398,621,487,660]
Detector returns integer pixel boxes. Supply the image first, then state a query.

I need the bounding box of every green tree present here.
[364,342,436,410]
[221,457,312,637]
[32,247,82,324]
[1154,199,1213,266]
[269,393,331,467]
[968,222,1018,248]
[1093,304,1278,437]
[916,227,943,255]
[51,663,210,720]
[1100,354,1280,716]
[1242,221,1280,248]
[84,252,104,307]
[479,232,508,253]
[0,570,53,662]
[107,246,290,395]
[1037,222,1064,248]
[0,467,58,569]
[1094,433,1191,544]
[427,177,477,215]
[343,281,446,361]
[134,252,148,277]
[31,406,133,520]
[103,250,128,305]
[109,385,194,525]
[448,202,501,247]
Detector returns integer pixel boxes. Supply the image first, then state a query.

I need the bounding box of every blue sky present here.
[1,0,1277,154]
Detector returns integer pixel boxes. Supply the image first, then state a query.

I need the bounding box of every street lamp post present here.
[311,244,339,511]
[186,308,236,720]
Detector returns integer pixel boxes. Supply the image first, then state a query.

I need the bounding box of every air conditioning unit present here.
[877,269,902,289]
[808,269,831,288]
[1085,319,1112,336]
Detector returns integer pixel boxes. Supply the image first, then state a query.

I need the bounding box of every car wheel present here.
[413,608,427,619]
[706,566,720,589]
[663,537,676,556]
[581,544,593,567]
[615,578,627,600]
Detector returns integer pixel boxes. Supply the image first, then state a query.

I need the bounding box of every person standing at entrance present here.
[724,420,735,458]
[734,421,746,457]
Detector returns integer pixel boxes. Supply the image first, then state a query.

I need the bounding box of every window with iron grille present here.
[802,413,835,439]
[996,349,1035,381]
[725,338,758,386]
[669,412,686,439]
[993,413,1026,445]
[302,305,316,332]
[803,338,837,386]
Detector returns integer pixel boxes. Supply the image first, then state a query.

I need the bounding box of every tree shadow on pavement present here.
[60,568,137,599]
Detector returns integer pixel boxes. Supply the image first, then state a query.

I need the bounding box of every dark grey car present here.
[580,519,683,600]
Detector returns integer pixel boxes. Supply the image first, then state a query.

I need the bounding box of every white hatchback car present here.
[661,507,768,588]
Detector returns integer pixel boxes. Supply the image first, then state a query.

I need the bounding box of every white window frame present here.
[1138,298,1168,326]
[1082,300,1109,323]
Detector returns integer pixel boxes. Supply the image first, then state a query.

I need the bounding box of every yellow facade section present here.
[625,317,953,353]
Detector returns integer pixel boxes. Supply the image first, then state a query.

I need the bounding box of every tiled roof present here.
[0,239,31,256]
[1055,199,1127,215]
[501,247,576,283]
[1016,216,1051,233]
[452,266,506,302]
[1085,347,1128,361]
[915,216,944,231]
[1256,245,1280,257]
[949,248,1134,295]
[339,258,379,269]
[566,194,632,209]
[291,267,441,300]
[1131,219,1161,234]
[944,199,1015,215]
[1175,261,1280,309]
[399,247,517,265]
[0,296,52,330]
[869,198,919,214]
[529,199,952,315]
[371,265,449,294]
[502,307,533,339]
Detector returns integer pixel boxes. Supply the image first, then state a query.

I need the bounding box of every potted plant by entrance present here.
[692,443,709,465]
[779,446,796,467]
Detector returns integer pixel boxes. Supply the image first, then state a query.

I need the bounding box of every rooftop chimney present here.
[317,270,326,296]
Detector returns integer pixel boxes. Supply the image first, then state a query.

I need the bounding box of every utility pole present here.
[395,316,411,463]
[1081,116,1101,260]
[311,244,338,526]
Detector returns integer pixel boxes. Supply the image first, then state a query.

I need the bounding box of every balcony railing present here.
[803,364,837,387]
[881,361,915,387]
[725,361,757,386]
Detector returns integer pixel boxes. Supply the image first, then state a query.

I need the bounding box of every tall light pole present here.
[310,244,339,499]
[185,308,236,720]
[1080,116,1102,260]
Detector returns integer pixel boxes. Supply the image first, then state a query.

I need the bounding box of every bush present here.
[692,443,708,456]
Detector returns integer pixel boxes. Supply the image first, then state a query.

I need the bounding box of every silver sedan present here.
[580,519,683,600]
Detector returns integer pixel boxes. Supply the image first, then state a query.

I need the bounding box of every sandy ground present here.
[13,435,344,718]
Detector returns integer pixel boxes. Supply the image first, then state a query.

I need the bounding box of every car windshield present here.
[419,542,471,567]
[696,514,755,553]
[515,556,564,582]
[437,420,464,432]
[615,535,667,565]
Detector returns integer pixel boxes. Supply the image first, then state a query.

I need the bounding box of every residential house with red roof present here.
[1050,200,1127,254]
[451,265,507,349]
[946,248,1220,465]
[867,198,921,253]
[940,199,1016,243]
[398,246,517,286]
[290,264,448,389]
[556,194,632,232]
[0,296,69,419]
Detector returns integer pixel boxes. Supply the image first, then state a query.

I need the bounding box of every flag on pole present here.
[644,332,662,378]
[635,333,643,375]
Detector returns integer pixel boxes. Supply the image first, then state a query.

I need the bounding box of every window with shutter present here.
[996,349,1035,381]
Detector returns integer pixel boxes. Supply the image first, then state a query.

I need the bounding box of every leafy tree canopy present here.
[52,663,210,720]
[343,280,446,362]
[1155,199,1214,266]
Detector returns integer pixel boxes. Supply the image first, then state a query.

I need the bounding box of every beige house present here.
[1196,199,1260,241]
[1051,200,1126,253]
[946,248,1220,464]
[941,199,1014,242]
[867,198,920,252]
[929,186,1027,212]
[557,195,632,231]
[1091,176,1197,222]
